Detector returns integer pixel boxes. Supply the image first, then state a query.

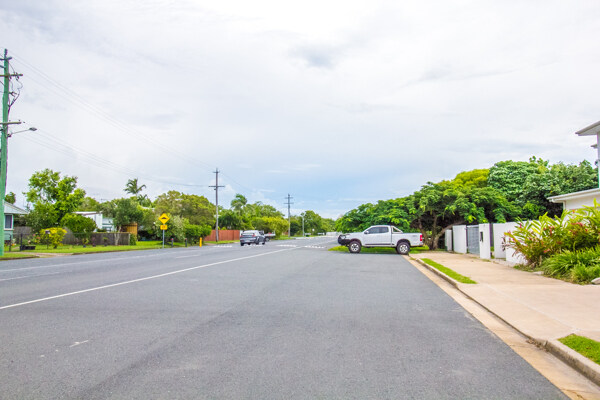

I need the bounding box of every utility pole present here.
[0,49,22,257]
[284,194,293,237]
[209,168,224,242]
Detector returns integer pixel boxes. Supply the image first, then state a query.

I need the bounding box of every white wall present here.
[452,225,467,254]
[479,223,491,259]
[504,222,527,265]
[492,223,507,259]
[564,193,600,210]
[445,229,453,251]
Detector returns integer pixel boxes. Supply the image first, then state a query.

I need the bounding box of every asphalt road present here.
[0,237,567,399]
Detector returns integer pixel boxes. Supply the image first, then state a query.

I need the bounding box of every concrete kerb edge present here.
[408,256,600,388]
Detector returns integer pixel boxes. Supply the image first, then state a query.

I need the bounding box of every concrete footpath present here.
[410,251,600,389]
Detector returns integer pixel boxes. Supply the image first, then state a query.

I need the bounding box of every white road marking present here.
[69,340,90,348]
[0,252,169,273]
[0,248,296,311]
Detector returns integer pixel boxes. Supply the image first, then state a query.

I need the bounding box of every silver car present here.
[240,230,266,246]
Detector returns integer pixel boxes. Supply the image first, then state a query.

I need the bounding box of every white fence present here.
[445,221,529,265]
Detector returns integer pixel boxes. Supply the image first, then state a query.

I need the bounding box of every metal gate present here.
[466,225,480,254]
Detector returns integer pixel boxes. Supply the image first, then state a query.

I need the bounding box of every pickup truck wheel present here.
[396,241,410,255]
[348,240,362,254]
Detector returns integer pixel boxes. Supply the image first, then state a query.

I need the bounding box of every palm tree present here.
[124,178,146,196]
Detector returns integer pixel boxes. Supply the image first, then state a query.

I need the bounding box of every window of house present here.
[5,214,13,230]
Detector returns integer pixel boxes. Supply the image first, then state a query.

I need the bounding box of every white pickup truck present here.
[337,225,423,255]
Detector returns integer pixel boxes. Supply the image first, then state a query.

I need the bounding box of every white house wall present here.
[478,223,491,260]
[504,222,528,265]
[452,225,467,254]
[492,223,507,259]
[445,229,453,251]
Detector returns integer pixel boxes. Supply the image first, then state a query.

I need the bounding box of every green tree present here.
[24,169,86,231]
[253,216,289,237]
[77,197,101,211]
[154,191,215,226]
[102,198,145,230]
[124,178,146,195]
[4,192,15,204]
[231,194,248,215]
[184,223,212,243]
[61,214,97,244]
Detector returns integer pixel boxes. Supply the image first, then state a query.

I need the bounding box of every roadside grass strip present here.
[559,335,600,365]
[329,245,429,254]
[421,258,477,284]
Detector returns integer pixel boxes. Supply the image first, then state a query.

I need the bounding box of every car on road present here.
[240,230,267,246]
[338,225,423,254]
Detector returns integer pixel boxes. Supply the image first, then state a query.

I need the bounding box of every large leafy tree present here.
[230,194,248,214]
[489,157,597,218]
[24,169,86,231]
[154,191,215,226]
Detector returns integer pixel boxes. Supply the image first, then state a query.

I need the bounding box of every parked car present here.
[240,230,266,246]
[337,225,423,254]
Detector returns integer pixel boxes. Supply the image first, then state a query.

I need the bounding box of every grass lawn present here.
[329,245,429,255]
[559,335,600,365]
[0,252,39,260]
[16,241,188,254]
[420,258,477,284]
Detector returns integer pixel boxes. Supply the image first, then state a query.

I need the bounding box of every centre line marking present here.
[0,248,296,311]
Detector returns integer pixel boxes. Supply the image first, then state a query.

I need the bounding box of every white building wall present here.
[564,194,600,210]
[452,225,467,254]
[445,229,453,251]
[504,222,528,265]
[492,223,507,259]
[479,223,491,260]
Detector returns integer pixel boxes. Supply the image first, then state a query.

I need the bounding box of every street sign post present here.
[159,214,169,248]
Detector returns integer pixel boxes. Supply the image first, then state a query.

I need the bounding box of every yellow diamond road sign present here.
[159,213,169,224]
[160,224,168,230]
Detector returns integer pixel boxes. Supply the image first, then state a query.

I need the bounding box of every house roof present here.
[4,202,28,215]
[575,121,600,136]
[548,187,600,203]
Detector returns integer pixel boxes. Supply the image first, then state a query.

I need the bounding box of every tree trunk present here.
[431,220,466,250]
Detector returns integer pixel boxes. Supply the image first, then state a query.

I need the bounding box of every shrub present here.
[541,246,600,283]
[37,227,67,249]
[129,234,137,246]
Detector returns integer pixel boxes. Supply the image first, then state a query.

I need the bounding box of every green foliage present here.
[61,214,97,244]
[184,223,212,243]
[421,258,477,284]
[253,216,289,237]
[156,214,186,241]
[102,198,145,229]
[154,191,215,226]
[77,197,101,211]
[37,227,67,249]
[559,335,600,365]
[541,247,600,283]
[129,234,138,246]
[335,198,413,233]
[25,203,59,233]
[489,157,597,219]
[24,169,86,230]
[4,191,15,204]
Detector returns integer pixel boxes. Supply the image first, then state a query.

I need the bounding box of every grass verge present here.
[329,245,429,255]
[559,335,600,365]
[421,258,477,284]
[0,253,39,260]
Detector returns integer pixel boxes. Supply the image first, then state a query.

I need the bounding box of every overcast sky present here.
[1,0,600,219]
